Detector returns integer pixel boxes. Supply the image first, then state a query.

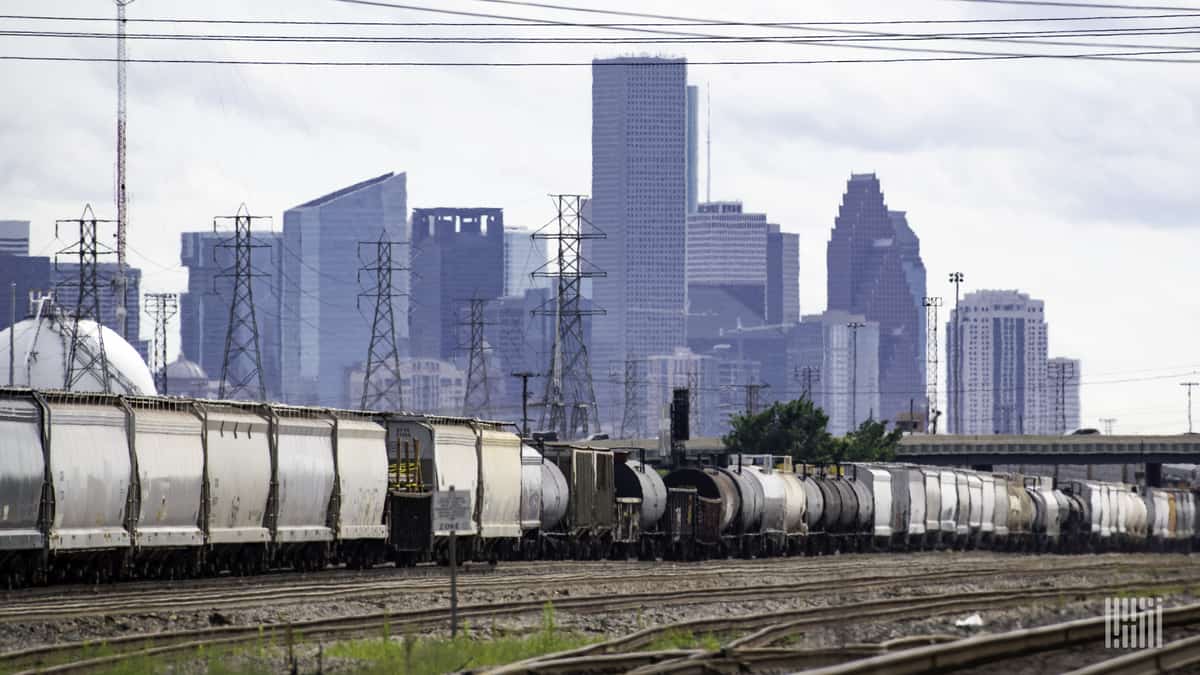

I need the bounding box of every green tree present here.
[827,418,904,463]
[723,398,834,464]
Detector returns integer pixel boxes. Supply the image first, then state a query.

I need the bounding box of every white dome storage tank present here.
[0,315,156,395]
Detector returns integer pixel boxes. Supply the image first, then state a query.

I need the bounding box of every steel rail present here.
[1065,633,1200,674]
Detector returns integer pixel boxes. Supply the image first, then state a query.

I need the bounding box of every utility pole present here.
[534,194,604,439]
[1049,360,1076,434]
[8,282,15,387]
[1100,417,1117,435]
[620,357,645,439]
[55,205,115,393]
[1183,382,1199,434]
[731,382,770,416]
[923,296,943,434]
[144,292,178,395]
[215,205,269,401]
[358,235,408,411]
[796,366,821,402]
[114,0,135,343]
[460,297,492,419]
[847,321,865,431]
[510,371,538,439]
[948,272,965,433]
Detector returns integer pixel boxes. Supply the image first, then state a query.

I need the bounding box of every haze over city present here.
[2,0,1199,433]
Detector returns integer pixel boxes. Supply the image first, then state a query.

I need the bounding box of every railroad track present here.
[1067,633,1200,674]
[483,576,1200,674]
[0,554,1057,623]
[1,561,1168,675]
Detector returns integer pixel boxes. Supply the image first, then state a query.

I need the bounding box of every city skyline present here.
[2,0,1198,432]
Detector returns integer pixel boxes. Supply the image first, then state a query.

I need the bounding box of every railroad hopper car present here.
[539,445,615,559]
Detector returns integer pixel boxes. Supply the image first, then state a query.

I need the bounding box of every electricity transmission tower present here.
[461,297,492,418]
[1183,382,1199,434]
[54,205,114,392]
[796,366,821,401]
[620,358,645,439]
[1099,417,1117,435]
[923,296,943,433]
[534,194,605,439]
[731,382,770,416]
[847,321,866,429]
[358,236,408,411]
[144,292,178,394]
[215,205,269,401]
[1049,360,1076,434]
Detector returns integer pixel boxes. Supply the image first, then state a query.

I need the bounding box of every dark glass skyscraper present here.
[827,173,926,426]
[410,207,504,360]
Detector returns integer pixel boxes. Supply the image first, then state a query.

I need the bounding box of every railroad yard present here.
[2,552,1198,674]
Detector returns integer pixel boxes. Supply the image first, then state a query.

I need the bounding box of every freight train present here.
[0,388,1194,587]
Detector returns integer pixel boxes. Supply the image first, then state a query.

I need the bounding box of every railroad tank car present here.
[745,465,786,538]
[125,398,205,576]
[614,456,666,559]
[518,444,543,557]
[992,475,1010,540]
[45,393,134,579]
[848,475,873,550]
[723,465,765,535]
[663,466,741,544]
[0,391,46,585]
[777,471,808,554]
[832,477,861,551]
[810,475,841,553]
[539,457,569,533]
[198,402,271,573]
[965,473,984,548]
[1114,483,1129,546]
[267,407,337,570]
[330,413,389,568]
[474,425,523,559]
[659,487,698,560]
[798,474,824,554]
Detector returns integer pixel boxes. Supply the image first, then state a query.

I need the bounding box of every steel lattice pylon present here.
[144,292,178,394]
[358,235,408,411]
[461,298,492,418]
[923,296,943,433]
[620,358,645,439]
[215,205,269,401]
[54,205,114,393]
[534,194,605,439]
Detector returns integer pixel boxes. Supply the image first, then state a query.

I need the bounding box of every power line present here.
[6,48,1200,67]
[955,0,1200,11]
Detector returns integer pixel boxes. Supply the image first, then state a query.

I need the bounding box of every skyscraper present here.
[791,311,881,436]
[503,228,548,297]
[410,207,504,360]
[686,84,699,214]
[591,56,688,422]
[50,262,148,360]
[179,229,283,398]
[826,173,926,426]
[1047,356,1082,434]
[766,223,800,325]
[686,201,769,341]
[946,290,1049,435]
[0,220,30,255]
[282,172,408,407]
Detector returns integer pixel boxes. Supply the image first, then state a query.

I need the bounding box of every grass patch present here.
[641,629,723,652]
[326,602,598,675]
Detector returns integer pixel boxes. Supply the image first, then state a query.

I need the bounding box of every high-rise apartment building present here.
[179,230,284,399]
[686,84,699,213]
[410,207,504,360]
[826,173,926,427]
[791,310,881,435]
[946,290,1049,434]
[282,172,408,407]
[0,220,30,255]
[503,228,548,297]
[590,56,689,426]
[1047,356,1082,434]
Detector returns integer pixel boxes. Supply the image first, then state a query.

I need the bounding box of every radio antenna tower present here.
[214,204,268,401]
[144,292,178,394]
[923,296,943,433]
[534,194,605,439]
[461,297,492,418]
[55,205,115,392]
[620,358,645,439]
[358,235,408,411]
[114,0,135,342]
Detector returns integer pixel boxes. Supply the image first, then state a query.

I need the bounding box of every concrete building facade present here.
[947,290,1050,435]
[0,220,29,255]
[503,228,548,297]
[282,172,408,407]
[791,310,881,436]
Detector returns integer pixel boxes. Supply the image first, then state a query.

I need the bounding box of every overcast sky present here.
[2,0,1198,433]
